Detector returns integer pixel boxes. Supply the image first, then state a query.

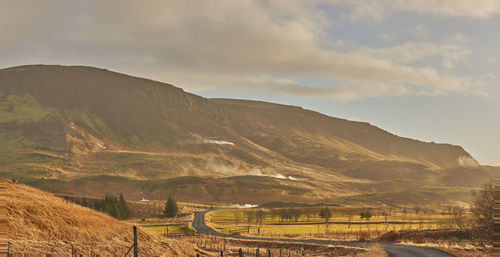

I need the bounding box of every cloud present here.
[356,42,471,70]
[378,33,397,42]
[332,0,500,21]
[0,0,489,101]
[411,25,430,39]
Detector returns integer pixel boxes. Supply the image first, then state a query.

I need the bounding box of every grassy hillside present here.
[0,64,496,205]
[1,180,195,255]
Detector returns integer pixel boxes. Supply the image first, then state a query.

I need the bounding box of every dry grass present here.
[399,241,491,257]
[186,235,387,257]
[441,248,491,257]
[354,244,388,257]
[1,181,196,256]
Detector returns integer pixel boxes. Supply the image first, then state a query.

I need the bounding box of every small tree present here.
[447,206,470,230]
[382,210,388,226]
[246,210,255,225]
[319,207,332,231]
[292,208,302,222]
[279,209,288,222]
[256,209,266,226]
[360,211,372,222]
[94,193,129,220]
[360,211,372,229]
[471,181,494,246]
[119,193,130,219]
[164,195,179,218]
[347,210,354,228]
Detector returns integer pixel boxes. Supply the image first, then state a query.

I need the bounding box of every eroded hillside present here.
[0,65,496,205]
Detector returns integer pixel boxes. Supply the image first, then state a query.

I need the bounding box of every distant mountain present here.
[0,65,495,205]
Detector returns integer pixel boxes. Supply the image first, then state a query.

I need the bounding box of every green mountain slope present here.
[0,65,495,205]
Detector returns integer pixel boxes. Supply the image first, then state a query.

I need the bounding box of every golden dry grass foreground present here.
[0,180,196,256]
[0,179,8,257]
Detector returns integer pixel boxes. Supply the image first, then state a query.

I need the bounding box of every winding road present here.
[192,210,455,257]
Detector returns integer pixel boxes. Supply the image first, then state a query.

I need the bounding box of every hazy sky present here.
[0,1,499,165]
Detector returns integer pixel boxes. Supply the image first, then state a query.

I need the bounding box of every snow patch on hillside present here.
[201,138,235,145]
[229,204,258,208]
[249,169,306,181]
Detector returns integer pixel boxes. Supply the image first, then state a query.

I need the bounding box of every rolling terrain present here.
[0,64,498,205]
[0,179,194,255]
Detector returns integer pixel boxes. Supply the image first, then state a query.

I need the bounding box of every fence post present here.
[256,248,260,257]
[220,250,223,257]
[267,248,271,257]
[133,226,138,257]
[238,248,243,257]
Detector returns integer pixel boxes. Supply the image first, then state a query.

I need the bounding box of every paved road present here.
[192,210,455,257]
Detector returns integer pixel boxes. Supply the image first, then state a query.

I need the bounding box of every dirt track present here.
[192,210,455,257]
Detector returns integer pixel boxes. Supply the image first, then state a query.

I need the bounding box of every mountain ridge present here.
[0,64,475,164]
[0,64,491,205]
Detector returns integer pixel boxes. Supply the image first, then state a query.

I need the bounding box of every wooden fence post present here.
[133,226,138,257]
[238,248,243,257]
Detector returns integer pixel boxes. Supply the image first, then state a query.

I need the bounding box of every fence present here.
[123,226,138,257]
[195,247,307,257]
[0,222,140,257]
[189,235,318,257]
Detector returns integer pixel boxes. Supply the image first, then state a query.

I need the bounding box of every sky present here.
[0,0,498,165]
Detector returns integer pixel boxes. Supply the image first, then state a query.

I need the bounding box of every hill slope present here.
[0,179,193,255]
[0,64,494,205]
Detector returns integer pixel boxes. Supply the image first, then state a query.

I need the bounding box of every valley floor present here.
[193,209,456,257]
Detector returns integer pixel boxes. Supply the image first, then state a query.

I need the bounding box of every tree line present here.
[65,193,181,220]
[78,193,130,220]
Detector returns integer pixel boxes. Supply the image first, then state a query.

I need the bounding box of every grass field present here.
[205,207,454,239]
[141,224,194,235]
